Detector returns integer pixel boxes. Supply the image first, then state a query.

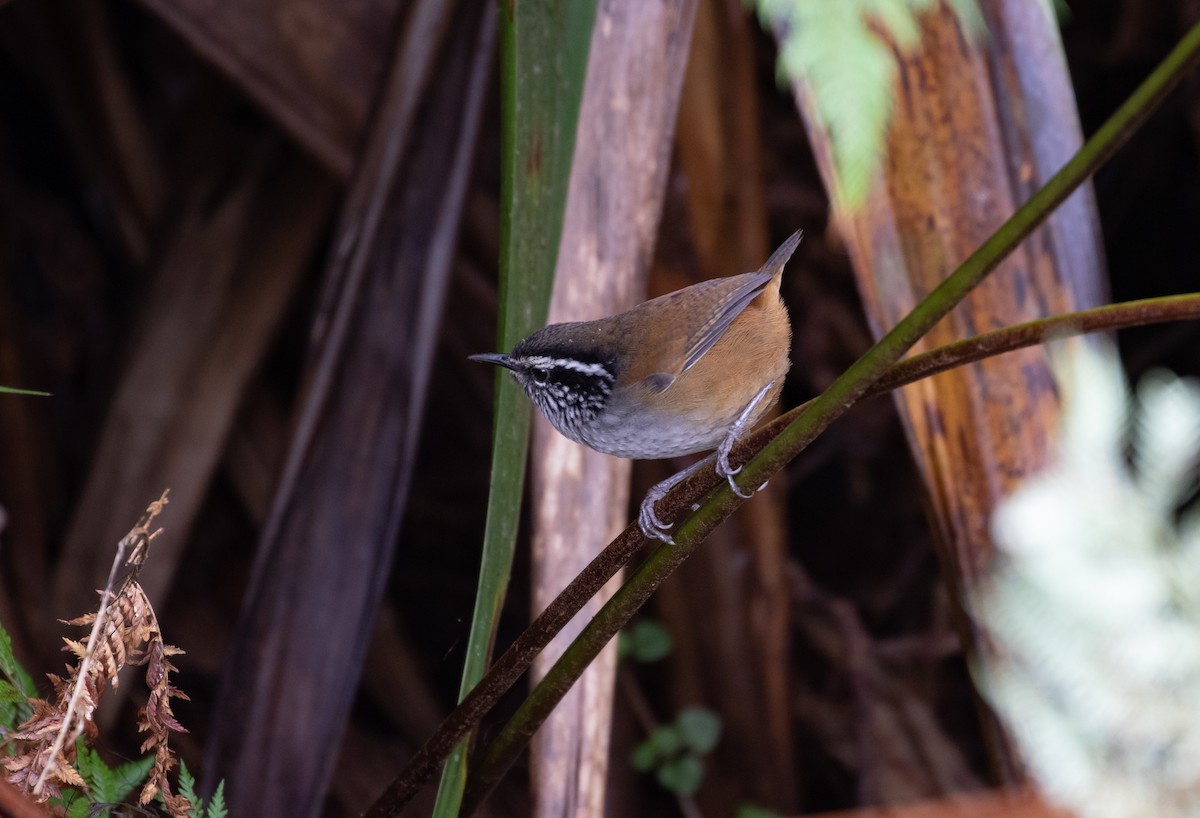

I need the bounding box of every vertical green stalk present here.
[431,1,597,815]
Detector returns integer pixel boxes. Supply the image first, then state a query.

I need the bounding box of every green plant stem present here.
[874,292,1200,393]
[0,386,50,396]
[370,290,1200,816]
[375,293,1200,814]
[461,20,1200,811]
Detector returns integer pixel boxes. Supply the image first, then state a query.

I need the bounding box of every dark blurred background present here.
[0,0,1198,815]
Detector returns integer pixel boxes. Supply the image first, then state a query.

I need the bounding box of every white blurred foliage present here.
[975,339,1200,818]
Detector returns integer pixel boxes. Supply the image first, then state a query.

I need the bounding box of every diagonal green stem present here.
[371,290,1200,817]
[368,291,1200,815]
[461,19,1200,811]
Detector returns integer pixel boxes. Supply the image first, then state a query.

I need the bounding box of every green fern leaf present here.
[206,780,228,818]
[758,0,982,207]
[178,760,201,813]
[0,620,37,698]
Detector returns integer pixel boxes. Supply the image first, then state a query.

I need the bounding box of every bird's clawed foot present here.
[714,380,775,499]
[638,484,675,544]
[637,459,712,543]
[716,438,754,499]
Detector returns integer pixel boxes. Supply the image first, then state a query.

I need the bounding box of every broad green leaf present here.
[629,741,660,773]
[656,755,705,796]
[647,725,682,757]
[676,707,722,754]
[619,619,673,663]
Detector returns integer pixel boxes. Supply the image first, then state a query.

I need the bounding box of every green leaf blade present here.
[432,1,598,816]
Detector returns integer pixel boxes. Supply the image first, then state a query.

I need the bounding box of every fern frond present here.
[975,340,1200,818]
[757,0,983,207]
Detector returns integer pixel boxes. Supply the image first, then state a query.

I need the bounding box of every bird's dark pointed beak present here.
[468,352,520,371]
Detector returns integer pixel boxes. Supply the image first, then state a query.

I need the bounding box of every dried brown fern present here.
[2,490,194,815]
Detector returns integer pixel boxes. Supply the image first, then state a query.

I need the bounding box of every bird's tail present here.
[760,229,803,281]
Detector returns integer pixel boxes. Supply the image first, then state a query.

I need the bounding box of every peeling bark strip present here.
[530,1,697,816]
[203,1,495,815]
[788,0,1106,787]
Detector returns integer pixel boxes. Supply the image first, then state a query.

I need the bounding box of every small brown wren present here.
[471,230,801,542]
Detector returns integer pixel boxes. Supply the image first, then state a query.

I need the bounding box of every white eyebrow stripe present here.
[523,356,613,379]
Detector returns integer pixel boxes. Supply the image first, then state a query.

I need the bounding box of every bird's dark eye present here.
[531,368,549,385]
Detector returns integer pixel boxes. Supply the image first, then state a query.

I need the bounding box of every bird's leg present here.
[639,381,775,541]
[639,456,713,544]
[716,381,774,499]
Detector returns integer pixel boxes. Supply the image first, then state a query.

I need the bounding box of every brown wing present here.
[615,273,768,393]
[625,230,802,390]
[682,230,801,371]
[681,270,774,371]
